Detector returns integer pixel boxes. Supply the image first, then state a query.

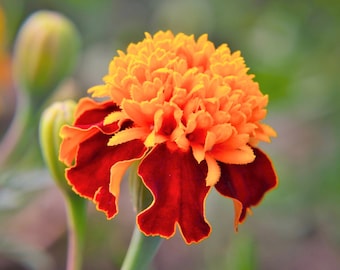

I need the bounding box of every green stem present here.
[0,87,30,168]
[121,161,163,270]
[121,226,162,270]
[0,85,48,169]
[64,194,87,270]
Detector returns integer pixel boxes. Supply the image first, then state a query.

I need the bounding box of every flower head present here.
[59,31,277,244]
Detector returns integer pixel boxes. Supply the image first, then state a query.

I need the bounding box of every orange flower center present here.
[89,31,276,185]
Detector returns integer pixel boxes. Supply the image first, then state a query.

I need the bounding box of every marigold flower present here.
[59,31,277,244]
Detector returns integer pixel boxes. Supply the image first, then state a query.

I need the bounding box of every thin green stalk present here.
[64,194,87,270]
[121,226,162,270]
[0,87,30,168]
[0,86,47,169]
[120,161,163,270]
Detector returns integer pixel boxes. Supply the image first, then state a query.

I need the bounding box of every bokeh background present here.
[1,0,340,269]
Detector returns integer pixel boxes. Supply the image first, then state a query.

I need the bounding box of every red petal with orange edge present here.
[137,142,211,244]
[94,187,118,218]
[60,98,121,166]
[74,98,120,134]
[215,147,277,226]
[66,133,146,219]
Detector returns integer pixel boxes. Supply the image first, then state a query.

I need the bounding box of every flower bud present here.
[13,11,81,103]
[39,100,76,195]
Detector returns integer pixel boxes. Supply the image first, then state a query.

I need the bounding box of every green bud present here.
[13,10,81,103]
[39,100,76,195]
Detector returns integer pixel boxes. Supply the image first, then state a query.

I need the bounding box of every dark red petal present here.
[60,98,134,167]
[66,133,146,219]
[74,98,120,134]
[215,147,277,226]
[137,142,211,244]
[94,187,117,218]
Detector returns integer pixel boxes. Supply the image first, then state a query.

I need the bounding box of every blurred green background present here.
[1,0,340,269]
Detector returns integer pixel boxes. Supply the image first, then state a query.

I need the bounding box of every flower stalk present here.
[64,194,87,270]
[121,226,162,270]
[120,161,162,270]
[0,86,30,168]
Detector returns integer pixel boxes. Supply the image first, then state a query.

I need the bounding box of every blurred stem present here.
[0,86,30,168]
[121,226,162,270]
[64,194,87,270]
